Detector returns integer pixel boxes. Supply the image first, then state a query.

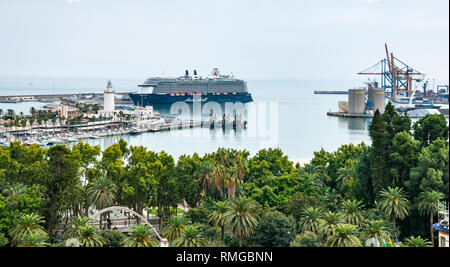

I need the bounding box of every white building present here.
[98,80,116,118]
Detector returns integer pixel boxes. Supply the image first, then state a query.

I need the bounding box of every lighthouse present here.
[103,80,115,112]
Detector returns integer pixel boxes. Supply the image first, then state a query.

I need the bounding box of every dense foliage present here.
[0,105,448,247]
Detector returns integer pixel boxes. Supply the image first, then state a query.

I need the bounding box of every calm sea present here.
[0,76,375,161]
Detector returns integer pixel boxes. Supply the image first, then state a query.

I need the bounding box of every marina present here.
[0,116,248,147]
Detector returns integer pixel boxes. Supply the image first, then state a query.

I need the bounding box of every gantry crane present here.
[358,44,425,99]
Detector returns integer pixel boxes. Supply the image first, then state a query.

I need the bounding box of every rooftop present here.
[433,221,449,233]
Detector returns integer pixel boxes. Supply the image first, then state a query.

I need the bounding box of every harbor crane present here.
[358,44,425,99]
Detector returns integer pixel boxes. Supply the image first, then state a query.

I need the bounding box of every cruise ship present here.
[128,68,253,106]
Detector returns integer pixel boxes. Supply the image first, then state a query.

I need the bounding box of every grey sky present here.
[0,0,448,81]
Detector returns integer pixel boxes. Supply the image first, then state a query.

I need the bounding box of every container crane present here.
[358,44,425,99]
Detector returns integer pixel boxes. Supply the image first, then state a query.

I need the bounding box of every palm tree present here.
[300,173,323,193]
[28,117,35,130]
[122,225,158,247]
[7,109,14,118]
[9,213,47,246]
[19,232,49,247]
[378,186,410,226]
[223,165,238,201]
[224,197,259,247]
[4,121,11,141]
[43,117,48,129]
[77,225,106,247]
[51,117,57,136]
[212,148,248,201]
[404,236,431,247]
[213,163,226,201]
[0,233,8,247]
[363,220,390,243]
[317,211,344,241]
[30,107,36,117]
[196,161,215,194]
[299,207,323,234]
[175,225,208,247]
[63,216,91,240]
[163,216,189,244]
[209,201,232,244]
[212,148,229,201]
[118,111,124,122]
[226,150,247,201]
[2,183,28,198]
[341,199,365,226]
[336,162,356,197]
[86,176,117,228]
[326,224,362,247]
[418,190,444,247]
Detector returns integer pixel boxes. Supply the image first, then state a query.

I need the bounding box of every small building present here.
[44,101,80,118]
[433,210,449,247]
[59,105,79,118]
[133,106,156,119]
[114,105,157,120]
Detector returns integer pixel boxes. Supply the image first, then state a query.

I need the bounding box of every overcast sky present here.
[0,0,448,81]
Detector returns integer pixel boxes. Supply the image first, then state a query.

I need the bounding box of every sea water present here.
[0,76,374,161]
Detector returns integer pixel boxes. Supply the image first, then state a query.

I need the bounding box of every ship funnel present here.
[185,70,189,76]
[194,70,197,76]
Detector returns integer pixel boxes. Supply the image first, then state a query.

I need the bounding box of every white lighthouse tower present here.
[103,80,115,112]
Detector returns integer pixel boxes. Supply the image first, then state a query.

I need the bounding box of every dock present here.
[132,120,247,134]
[327,112,373,118]
[315,90,349,95]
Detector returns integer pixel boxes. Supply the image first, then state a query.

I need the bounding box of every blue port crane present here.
[358,44,425,99]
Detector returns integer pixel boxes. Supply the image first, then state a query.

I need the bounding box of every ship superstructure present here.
[129,68,253,106]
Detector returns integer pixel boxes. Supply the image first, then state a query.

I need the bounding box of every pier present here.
[314,90,349,95]
[0,92,133,102]
[326,111,373,118]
